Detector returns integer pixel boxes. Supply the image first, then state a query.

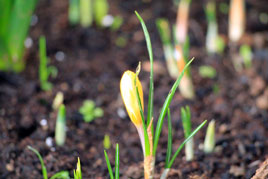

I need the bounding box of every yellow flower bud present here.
[120,70,144,127]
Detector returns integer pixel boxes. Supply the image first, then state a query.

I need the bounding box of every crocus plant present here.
[117,11,207,179]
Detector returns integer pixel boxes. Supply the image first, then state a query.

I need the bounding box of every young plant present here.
[104,143,120,179]
[118,12,207,178]
[0,0,37,72]
[27,146,70,179]
[55,104,66,146]
[204,120,215,153]
[205,0,219,54]
[103,134,111,150]
[199,65,217,79]
[229,0,245,43]
[239,44,252,69]
[69,0,80,25]
[181,106,194,161]
[94,0,109,27]
[73,158,82,179]
[79,100,103,122]
[39,36,57,91]
[156,20,195,99]
[52,92,64,110]
[79,0,93,27]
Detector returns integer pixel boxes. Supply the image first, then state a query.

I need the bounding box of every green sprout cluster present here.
[79,100,103,122]
[0,0,37,72]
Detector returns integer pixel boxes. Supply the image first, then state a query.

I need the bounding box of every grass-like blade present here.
[104,150,114,179]
[135,11,154,129]
[165,108,172,168]
[167,120,207,168]
[50,171,70,179]
[135,65,150,156]
[153,58,194,156]
[115,144,119,179]
[27,146,48,179]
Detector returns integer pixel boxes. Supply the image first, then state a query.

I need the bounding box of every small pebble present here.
[46,137,53,147]
[117,108,126,118]
[40,119,47,126]
[24,37,33,48]
[102,15,114,27]
[31,14,38,26]
[55,51,65,62]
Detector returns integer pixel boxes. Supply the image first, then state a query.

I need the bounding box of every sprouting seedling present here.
[156,19,195,99]
[0,0,37,72]
[118,11,207,179]
[73,158,82,179]
[55,104,66,146]
[181,106,194,161]
[27,146,70,179]
[156,18,179,79]
[103,134,111,150]
[52,92,64,110]
[204,120,215,153]
[79,100,103,122]
[104,143,119,179]
[110,16,123,31]
[94,0,109,27]
[239,44,252,69]
[199,65,217,79]
[229,0,245,43]
[39,36,57,91]
[205,0,218,54]
[69,0,80,25]
[79,0,93,27]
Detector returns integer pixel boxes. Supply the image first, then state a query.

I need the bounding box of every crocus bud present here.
[120,71,144,127]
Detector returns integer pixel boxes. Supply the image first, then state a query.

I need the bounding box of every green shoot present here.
[239,44,252,69]
[69,0,80,25]
[55,104,66,146]
[110,16,123,31]
[156,18,179,79]
[39,36,57,91]
[204,120,215,153]
[166,120,207,168]
[28,146,48,179]
[115,144,119,179]
[135,11,154,130]
[153,58,194,156]
[80,0,93,27]
[205,0,219,54]
[52,92,64,110]
[0,0,37,72]
[165,108,173,168]
[104,150,114,179]
[135,63,150,156]
[73,158,82,179]
[50,171,70,179]
[104,143,120,179]
[181,106,194,161]
[199,65,217,79]
[79,100,103,122]
[94,0,109,27]
[103,134,111,150]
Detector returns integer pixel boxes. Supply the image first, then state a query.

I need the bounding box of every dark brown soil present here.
[1,0,268,178]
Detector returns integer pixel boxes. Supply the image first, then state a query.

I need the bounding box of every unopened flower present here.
[120,70,144,127]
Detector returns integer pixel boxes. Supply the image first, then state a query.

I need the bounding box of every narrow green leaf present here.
[104,150,114,179]
[167,120,207,168]
[115,144,119,179]
[135,11,154,131]
[69,0,80,25]
[27,146,48,179]
[134,69,150,156]
[181,106,192,138]
[153,58,194,156]
[80,0,92,27]
[55,104,66,146]
[165,108,172,168]
[50,171,70,179]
